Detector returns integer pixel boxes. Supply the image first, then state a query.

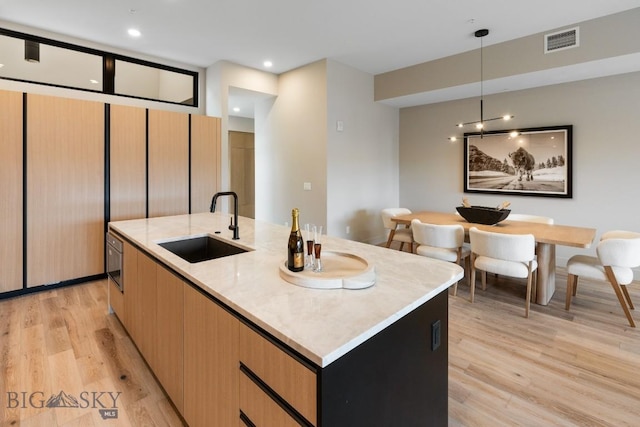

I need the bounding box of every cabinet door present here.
[191,115,220,213]
[110,104,146,221]
[135,252,158,370]
[26,94,104,287]
[122,241,138,333]
[148,109,189,217]
[155,265,184,413]
[0,90,23,292]
[184,284,239,427]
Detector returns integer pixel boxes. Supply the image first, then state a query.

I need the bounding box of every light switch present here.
[303,182,312,191]
[336,120,344,132]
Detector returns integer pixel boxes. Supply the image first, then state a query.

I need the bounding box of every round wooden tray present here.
[279,251,375,290]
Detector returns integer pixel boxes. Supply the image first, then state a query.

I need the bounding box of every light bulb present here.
[503,115,513,121]
[475,123,484,130]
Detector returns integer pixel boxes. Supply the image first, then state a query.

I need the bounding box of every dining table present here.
[392,211,597,305]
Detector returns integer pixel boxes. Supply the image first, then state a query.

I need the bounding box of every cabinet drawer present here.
[239,371,301,427]
[239,324,317,425]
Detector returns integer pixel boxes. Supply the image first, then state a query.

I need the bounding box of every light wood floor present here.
[1,270,639,426]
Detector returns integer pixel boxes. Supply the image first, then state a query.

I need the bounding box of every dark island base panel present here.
[319,290,448,427]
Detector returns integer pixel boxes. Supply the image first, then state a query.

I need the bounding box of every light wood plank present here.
[109,104,146,221]
[0,89,23,293]
[155,265,184,413]
[229,130,255,218]
[26,94,104,287]
[148,109,189,217]
[183,283,238,427]
[191,115,220,213]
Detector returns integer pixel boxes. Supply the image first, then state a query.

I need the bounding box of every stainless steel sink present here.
[158,235,248,263]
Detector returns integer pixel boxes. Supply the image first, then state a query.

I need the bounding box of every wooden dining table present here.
[392,211,597,305]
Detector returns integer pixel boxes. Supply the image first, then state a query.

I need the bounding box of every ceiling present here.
[2,0,640,116]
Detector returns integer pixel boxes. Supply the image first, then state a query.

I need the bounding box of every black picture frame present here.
[463,125,573,198]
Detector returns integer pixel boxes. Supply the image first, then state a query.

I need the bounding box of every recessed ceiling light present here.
[0,64,4,68]
[233,107,240,113]
[128,28,141,37]
[90,79,99,84]
[263,60,273,68]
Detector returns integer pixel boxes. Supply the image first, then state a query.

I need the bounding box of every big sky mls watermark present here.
[6,389,121,420]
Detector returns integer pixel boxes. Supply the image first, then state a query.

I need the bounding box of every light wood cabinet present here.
[191,115,221,213]
[26,93,104,287]
[239,323,317,425]
[134,252,158,370]
[184,284,239,427]
[109,104,146,221]
[122,240,138,332]
[148,109,189,217]
[155,265,184,413]
[0,90,23,293]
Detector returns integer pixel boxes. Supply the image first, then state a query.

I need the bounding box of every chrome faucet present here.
[210,191,240,240]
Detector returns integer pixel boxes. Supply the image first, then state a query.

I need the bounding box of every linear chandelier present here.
[448,29,514,141]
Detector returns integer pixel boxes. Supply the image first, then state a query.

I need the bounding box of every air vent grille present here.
[545,27,579,53]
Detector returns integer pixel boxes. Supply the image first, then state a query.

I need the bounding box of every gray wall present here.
[399,71,640,269]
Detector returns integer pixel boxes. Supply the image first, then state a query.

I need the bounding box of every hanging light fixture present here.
[448,29,514,141]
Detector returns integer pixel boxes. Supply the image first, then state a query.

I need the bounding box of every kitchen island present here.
[108,212,463,427]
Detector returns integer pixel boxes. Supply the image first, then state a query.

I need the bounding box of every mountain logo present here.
[45,391,80,408]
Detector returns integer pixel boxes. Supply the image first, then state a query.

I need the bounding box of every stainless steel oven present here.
[106,232,123,292]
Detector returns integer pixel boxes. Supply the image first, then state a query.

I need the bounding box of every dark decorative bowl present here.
[456,206,511,225]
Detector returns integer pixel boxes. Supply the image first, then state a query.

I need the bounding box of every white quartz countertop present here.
[109,212,463,367]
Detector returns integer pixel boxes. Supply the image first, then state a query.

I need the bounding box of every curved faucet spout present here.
[210,191,240,240]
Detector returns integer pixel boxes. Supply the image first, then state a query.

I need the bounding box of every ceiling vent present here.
[544,27,579,53]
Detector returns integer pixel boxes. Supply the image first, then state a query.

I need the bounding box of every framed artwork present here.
[463,125,573,198]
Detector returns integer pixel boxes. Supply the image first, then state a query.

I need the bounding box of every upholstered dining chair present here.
[469,227,538,317]
[381,208,413,252]
[507,214,554,224]
[565,230,640,327]
[412,219,470,296]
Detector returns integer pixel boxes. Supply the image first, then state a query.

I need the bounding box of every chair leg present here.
[469,254,476,303]
[385,230,395,248]
[481,271,487,291]
[524,262,533,318]
[604,266,636,327]
[565,273,577,310]
[621,285,635,310]
[399,242,405,251]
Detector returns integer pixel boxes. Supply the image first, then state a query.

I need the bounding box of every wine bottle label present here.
[293,252,303,268]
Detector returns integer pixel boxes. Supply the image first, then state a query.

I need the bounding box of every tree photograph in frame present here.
[463,125,573,198]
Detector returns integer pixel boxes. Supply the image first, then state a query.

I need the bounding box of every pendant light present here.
[448,29,514,141]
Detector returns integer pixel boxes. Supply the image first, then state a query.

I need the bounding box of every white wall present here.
[205,60,278,203]
[399,71,640,269]
[326,61,399,242]
[256,60,328,227]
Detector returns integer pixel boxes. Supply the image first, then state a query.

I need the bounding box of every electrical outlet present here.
[346,225,350,234]
[431,320,441,351]
[303,182,312,191]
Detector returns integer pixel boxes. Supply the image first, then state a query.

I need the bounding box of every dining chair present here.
[381,208,413,252]
[469,227,538,317]
[507,214,554,224]
[411,219,470,296]
[565,230,640,327]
